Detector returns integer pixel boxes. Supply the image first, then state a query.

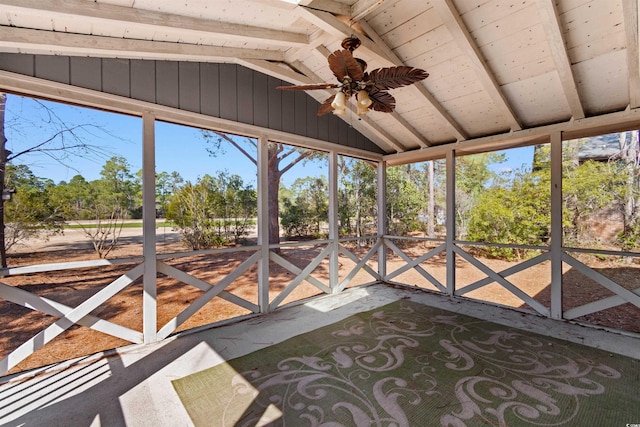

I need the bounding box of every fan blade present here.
[327,49,365,82]
[367,66,429,91]
[277,83,339,90]
[368,89,396,112]
[317,95,335,116]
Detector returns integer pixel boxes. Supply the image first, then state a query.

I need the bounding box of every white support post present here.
[446,149,456,295]
[550,132,563,319]
[257,136,270,312]
[328,151,340,292]
[377,161,387,279]
[142,112,157,343]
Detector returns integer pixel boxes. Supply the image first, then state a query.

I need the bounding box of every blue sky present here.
[5,94,327,187]
[490,145,534,175]
[5,94,532,187]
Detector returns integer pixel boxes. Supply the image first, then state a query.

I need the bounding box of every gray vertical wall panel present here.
[361,132,381,152]
[179,62,200,113]
[200,63,220,117]
[355,132,365,150]
[0,53,382,155]
[69,57,102,91]
[328,113,339,143]
[281,89,295,134]
[102,59,130,97]
[252,72,269,128]
[267,76,282,131]
[156,61,179,108]
[352,129,361,150]
[317,112,329,141]
[338,118,349,145]
[305,98,318,140]
[219,64,238,122]
[131,60,156,103]
[294,91,307,135]
[35,56,70,84]
[236,66,253,124]
[0,53,34,75]
[347,128,359,150]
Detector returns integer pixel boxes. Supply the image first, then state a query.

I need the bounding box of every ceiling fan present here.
[277,36,429,117]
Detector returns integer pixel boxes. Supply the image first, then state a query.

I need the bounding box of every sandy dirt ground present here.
[1,228,639,374]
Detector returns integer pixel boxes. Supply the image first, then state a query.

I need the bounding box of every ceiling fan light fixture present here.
[331,91,346,109]
[356,105,369,116]
[356,90,372,116]
[277,36,428,117]
[357,90,372,108]
[333,106,347,117]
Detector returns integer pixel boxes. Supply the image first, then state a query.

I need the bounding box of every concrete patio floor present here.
[1,282,638,426]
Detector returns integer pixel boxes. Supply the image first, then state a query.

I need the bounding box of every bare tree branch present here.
[280,150,315,175]
[211,131,257,165]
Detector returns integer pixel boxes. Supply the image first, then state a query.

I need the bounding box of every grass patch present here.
[64,221,176,229]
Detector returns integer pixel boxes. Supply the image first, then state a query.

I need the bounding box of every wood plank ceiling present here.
[0,0,638,158]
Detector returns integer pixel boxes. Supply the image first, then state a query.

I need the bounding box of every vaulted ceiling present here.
[0,0,638,161]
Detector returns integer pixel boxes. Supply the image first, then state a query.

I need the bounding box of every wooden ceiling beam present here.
[0,0,309,47]
[622,0,640,109]
[0,26,284,62]
[351,0,388,21]
[358,116,408,153]
[536,0,585,119]
[433,0,523,131]
[357,19,469,142]
[297,7,394,62]
[0,27,284,62]
[385,107,640,166]
[285,30,334,63]
[298,0,351,16]
[235,58,314,86]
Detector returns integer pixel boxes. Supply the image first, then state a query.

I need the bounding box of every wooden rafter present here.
[0,0,309,47]
[432,0,523,131]
[0,27,284,62]
[622,0,640,109]
[383,107,640,166]
[235,58,315,87]
[298,0,351,16]
[298,6,393,61]
[356,19,469,142]
[351,0,389,21]
[536,0,585,119]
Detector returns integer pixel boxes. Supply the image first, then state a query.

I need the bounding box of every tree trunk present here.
[0,94,7,268]
[427,160,435,238]
[267,143,281,249]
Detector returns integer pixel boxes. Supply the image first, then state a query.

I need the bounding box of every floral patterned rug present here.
[172,299,639,426]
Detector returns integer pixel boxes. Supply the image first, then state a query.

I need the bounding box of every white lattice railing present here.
[561,249,640,320]
[0,237,383,375]
[382,235,640,325]
[2,234,638,375]
[0,260,144,373]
